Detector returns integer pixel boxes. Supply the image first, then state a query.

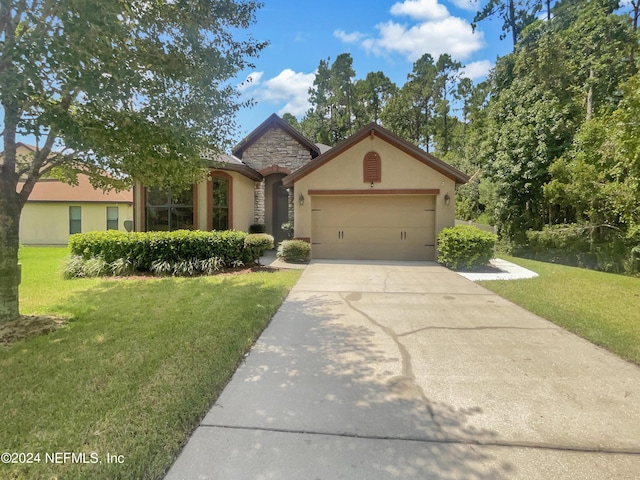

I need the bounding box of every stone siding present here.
[254,181,265,224]
[242,126,315,225]
[242,127,314,173]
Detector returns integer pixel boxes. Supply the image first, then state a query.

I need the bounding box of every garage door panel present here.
[310,195,436,261]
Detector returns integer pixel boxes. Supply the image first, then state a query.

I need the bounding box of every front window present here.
[211,176,229,230]
[69,206,81,234]
[146,187,194,231]
[106,206,119,230]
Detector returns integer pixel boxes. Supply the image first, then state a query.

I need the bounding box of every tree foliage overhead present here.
[472,0,543,47]
[1,0,267,193]
[0,0,266,322]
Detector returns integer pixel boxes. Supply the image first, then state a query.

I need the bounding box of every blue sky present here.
[7,0,513,150]
[233,0,513,141]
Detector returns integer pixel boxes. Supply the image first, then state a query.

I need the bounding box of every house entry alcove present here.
[265,173,289,244]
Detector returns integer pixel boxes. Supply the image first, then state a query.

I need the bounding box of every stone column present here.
[287,189,295,238]
[254,180,265,225]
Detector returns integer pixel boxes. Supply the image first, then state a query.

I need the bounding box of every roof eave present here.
[283,123,470,188]
[232,114,320,158]
[207,161,262,182]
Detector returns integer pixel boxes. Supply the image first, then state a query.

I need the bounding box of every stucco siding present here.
[293,136,456,246]
[227,171,255,232]
[20,202,133,245]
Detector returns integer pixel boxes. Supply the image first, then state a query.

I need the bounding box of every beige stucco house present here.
[134,114,469,261]
[11,143,134,245]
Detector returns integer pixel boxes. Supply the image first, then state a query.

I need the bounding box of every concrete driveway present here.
[166,261,640,479]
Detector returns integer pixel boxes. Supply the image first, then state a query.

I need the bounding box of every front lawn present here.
[479,255,640,365]
[1,247,301,480]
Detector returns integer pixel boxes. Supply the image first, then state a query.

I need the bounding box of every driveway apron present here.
[165,260,640,479]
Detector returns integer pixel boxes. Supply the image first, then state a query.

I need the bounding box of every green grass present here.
[1,247,301,480]
[479,255,640,365]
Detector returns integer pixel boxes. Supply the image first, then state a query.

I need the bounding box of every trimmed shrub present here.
[249,223,266,234]
[277,239,311,263]
[437,225,497,270]
[244,233,275,263]
[69,230,248,272]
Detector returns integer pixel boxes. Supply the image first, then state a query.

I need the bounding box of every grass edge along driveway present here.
[479,255,640,366]
[0,247,301,480]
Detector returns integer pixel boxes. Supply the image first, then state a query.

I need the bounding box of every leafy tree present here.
[545,73,640,235]
[328,53,357,142]
[555,0,634,119]
[382,54,438,151]
[282,113,300,129]
[0,0,266,322]
[301,58,332,144]
[472,0,542,47]
[483,74,575,239]
[456,77,474,125]
[354,71,397,127]
[302,54,356,144]
[433,54,462,155]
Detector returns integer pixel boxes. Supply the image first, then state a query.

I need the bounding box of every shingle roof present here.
[202,152,262,181]
[18,175,133,203]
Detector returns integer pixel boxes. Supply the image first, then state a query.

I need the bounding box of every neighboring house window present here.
[69,206,82,234]
[145,187,194,231]
[363,151,381,183]
[211,175,230,230]
[106,206,119,230]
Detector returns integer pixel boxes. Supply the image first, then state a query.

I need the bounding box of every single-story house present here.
[133,114,469,261]
[13,143,134,245]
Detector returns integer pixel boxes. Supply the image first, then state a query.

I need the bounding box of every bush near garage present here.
[437,225,497,270]
[67,230,250,276]
[277,239,311,263]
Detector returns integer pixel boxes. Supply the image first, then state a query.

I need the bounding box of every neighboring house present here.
[133,114,469,261]
[11,143,134,245]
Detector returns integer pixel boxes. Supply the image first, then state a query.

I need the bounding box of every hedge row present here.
[68,230,273,273]
[522,224,639,274]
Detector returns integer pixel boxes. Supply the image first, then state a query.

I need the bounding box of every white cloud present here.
[242,69,316,117]
[334,29,367,43]
[336,0,484,63]
[371,17,483,62]
[448,0,477,12]
[460,60,493,80]
[390,0,450,20]
[237,71,264,92]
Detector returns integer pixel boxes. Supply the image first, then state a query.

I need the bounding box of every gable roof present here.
[232,113,321,159]
[18,175,133,203]
[5,143,132,203]
[282,123,470,187]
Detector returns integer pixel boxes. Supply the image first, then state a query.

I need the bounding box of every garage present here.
[311,194,436,260]
[282,123,469,262]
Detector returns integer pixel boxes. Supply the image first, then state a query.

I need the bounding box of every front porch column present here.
[254,180,265,224]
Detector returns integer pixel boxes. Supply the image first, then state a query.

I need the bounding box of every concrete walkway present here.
[165,261,640,479]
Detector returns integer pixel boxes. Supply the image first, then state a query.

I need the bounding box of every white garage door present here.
[311,195,436,260]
